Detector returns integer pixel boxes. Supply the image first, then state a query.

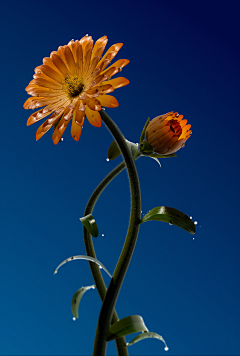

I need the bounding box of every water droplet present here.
[61,138,64,141]
[141,210,142,213]
[164,346,169,351]
[106,158,109,161]
[181,143,185,148]
[194,221,198,225]
[72,317,76,321]
[99,265,103,269]
[53,270,58,274]
[169,220,173,225]
[86,34,88,36]
[101,234,104,237]
[190,216,192,219]
[193,238,195,240]
[126,343,129,346]
[102,107,105,111]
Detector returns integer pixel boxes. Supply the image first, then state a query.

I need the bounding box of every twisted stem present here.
[92,110,141,355]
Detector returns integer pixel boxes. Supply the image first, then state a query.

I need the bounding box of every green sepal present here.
[71,285,95,319]
[127,331,168,350]
[140,117,150,143]
[107,139,138,161]
[80,214,99,238]
[107,315,148,341]
[148,153,177,158]
[139,141,153,154]
[139,206,196,234]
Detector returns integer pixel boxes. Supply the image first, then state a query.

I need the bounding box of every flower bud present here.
[145,112,191,155]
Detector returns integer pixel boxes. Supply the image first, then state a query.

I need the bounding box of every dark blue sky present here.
[1,0,240,355]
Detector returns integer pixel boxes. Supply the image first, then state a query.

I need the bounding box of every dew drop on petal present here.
[61,138,64,141]
[181,143,185,148]
[72,317,76,321]
[106,158,109,162]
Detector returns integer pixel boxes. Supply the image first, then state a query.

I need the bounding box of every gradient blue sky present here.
[1,0,240,355]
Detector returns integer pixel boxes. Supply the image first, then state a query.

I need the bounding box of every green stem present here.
[92,110,141,356]
[83,162,128,356]
[83,144,141,356]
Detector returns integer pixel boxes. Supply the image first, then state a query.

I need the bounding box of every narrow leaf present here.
[148,153,177,158]
[71,285,95,319]
[108,140,121,160]
[140,117,150,143]
[107,139,139,160]
[80,214,98,238]
[139,141,153,154]
[127,331,169,351]
[107,315,148,341]
[54,255,112,278]
[139,206,196,234]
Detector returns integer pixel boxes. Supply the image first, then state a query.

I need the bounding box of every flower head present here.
[24,35,129,144]
[145,112,191,155]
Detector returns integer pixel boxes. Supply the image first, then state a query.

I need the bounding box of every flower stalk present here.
[91,110,141,356]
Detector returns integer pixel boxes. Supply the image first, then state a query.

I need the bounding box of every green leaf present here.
[54,255,112,278]
[127,331,169,351]
[139,206,196,234]
[80,214,99,238]
[71,285,95,319]
[107,139,139,161]
[140,117,150,143]
[108,140,121,160]
[107,315,148,341]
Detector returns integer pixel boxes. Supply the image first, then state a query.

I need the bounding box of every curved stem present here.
[83,162,128,355]
[83,147,141,356]
[92,110,141,356]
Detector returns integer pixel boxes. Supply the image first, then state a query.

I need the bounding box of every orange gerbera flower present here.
[145,112,192,155]
[24,35,129,144]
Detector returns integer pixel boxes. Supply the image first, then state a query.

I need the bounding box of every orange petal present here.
[86,88,100,98]
[101,59,129,76]
[43,57,64,75]
[36,109,64,140]
[98,95,119,108]
[26,108,54,126]
[24,96,44,109]
[93,84,114,95]
[86,97,101,111]
[97,43,123,69]
[82,47,92,77]
[50,53,69,77]
[33,78,62,89]
[71,110,83,141]
[52,111,72,144]
[40,64,64,83]
[75,106,85,125]
[85,106,101,127]
[64,45,76,75]
[104,77,129,89]
[91,36,108,60]
[76,43,83,77]
[167,138,186,155]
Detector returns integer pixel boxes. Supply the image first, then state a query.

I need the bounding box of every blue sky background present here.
[1,0,240,355]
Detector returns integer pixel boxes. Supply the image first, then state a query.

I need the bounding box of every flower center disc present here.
[63,76,84,98]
